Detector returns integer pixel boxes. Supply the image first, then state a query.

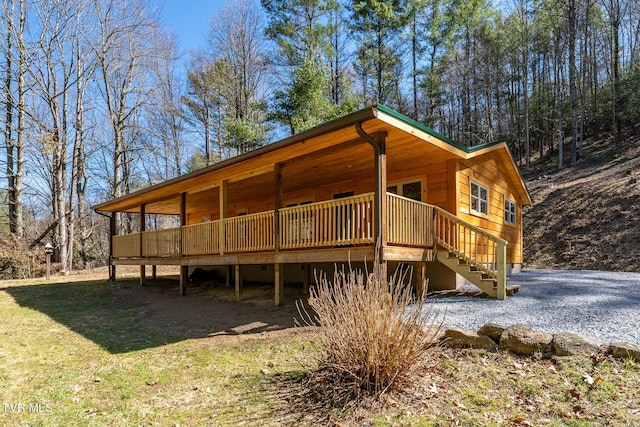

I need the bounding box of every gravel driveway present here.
[426,269,640,345]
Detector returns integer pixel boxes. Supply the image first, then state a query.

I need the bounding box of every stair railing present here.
[432,206,507,299]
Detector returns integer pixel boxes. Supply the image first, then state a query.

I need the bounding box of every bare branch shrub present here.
[0,232,52,279]
[297,254,442,403]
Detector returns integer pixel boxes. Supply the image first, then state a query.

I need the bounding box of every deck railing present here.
[225,211,275,253]
[142,227,181,257]
[279,193,374,249]
[386,193,434,247]
[111,195,504,284]
[182,221,220,255]
[112,234,140,258]
[432,206,506,280]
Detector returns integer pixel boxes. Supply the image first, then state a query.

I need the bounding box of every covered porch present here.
[110,192,507,304]
[96,106,518,304]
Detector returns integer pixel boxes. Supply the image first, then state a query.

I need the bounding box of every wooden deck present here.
[111,193,508,300]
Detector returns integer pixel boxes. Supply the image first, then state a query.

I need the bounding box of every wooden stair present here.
[436,251,519,298]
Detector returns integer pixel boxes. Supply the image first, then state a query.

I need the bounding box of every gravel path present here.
[426,269,640,345]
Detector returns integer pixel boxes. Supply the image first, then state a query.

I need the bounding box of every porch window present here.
[470,181,488,215]
[387,180,422,201]
[285,200,313,243]
[505,198,517,225]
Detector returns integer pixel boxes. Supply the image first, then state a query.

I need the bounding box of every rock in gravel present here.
[443,329,497,350]
[552,332,603,356]
[609,342,640,360]
[499,324,553,356]
[477,323,505,343]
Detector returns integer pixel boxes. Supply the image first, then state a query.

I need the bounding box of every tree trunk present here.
[569,0,578,166]
[4,0,15,234]
[14,0,25,238]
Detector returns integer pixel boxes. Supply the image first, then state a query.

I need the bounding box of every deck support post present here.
[496,241,507,300]
[179,193,187,296]
[152,265,156,279]
[303,263,310,294]
[226,265,231,287]
[274,263,283,306]
[180,266,188,296]
[235,264,242,301]
[140,204,146,286]
[418,262,428,298]
[140,266,146,287]
[109,214,116,281]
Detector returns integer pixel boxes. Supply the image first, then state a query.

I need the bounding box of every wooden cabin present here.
[93,105,531,303]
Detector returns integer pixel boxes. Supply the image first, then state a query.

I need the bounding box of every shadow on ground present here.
[1,276,310,354]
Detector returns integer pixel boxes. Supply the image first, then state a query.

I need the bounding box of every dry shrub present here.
[297,256,442,404]
[0,232,51,279]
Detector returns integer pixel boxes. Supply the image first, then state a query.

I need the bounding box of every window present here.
[505,198,517,225]
[387,180,422,202]
[285,200,313,243]
[470,181,488,215]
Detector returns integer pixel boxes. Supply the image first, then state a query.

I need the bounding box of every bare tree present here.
[142,31,187,182]
[92,0,159,232]
[202,0,270,155]
[25,0,81,273]
[3,0,15,231]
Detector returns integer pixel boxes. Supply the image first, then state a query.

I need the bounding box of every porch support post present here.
[274,164,283,252]
[180,193,188,296]
[235,264,242,301]
[219,180,227,255]
[109,213,116,281]
[356,123,388,278]
[140,204,146,286]
[274,165,283,306]
[274,263,283,306]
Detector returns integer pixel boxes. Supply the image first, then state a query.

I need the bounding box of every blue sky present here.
[159,0,228,54]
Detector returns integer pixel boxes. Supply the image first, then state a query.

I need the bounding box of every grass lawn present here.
[0,272,639,426]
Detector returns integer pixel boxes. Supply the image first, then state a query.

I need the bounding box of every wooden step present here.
[506,284,520,296]
[481,277,498,288]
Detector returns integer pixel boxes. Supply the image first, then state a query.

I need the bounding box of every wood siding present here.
[456,153,524,264]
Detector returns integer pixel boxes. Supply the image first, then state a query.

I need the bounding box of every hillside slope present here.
[522,135,640,272]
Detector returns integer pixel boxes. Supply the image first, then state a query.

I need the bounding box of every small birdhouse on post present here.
[44,242,54,281]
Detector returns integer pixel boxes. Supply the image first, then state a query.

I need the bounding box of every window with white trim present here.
[470,181,488,215]
[504,198,517,225]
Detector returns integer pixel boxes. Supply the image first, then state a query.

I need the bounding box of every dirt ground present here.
[93,265,310,344]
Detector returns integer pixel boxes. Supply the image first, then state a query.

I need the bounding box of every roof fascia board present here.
[373,105,531,204]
